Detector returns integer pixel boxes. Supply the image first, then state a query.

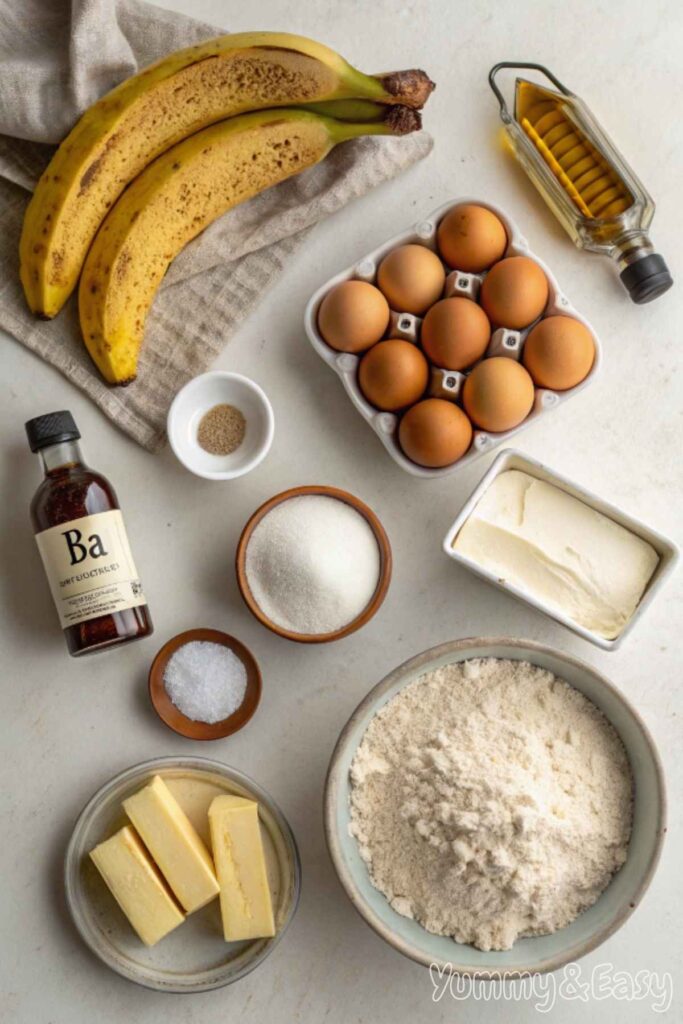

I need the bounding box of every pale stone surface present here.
[1,1,681,1020]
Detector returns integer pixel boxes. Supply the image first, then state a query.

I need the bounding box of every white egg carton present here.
[303,196,602,478]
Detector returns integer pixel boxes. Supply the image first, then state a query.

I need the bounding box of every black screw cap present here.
[620,254,673,304]
[25,410,80,452]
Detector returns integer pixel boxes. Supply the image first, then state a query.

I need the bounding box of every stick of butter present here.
[209,795,275,942]
[123,775,219,913]
[89,825,185,946]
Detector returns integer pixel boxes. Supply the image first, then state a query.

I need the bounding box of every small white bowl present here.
[168,372,274,480]
[443,449,679,650]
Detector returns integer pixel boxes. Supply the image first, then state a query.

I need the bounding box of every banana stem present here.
[340,64,435,109]
[305,99,389,122]
[374,69,436,109]
[327,106,422,139]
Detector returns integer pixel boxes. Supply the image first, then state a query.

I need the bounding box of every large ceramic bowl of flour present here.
[324,638,665,976]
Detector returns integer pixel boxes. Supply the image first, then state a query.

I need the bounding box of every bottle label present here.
[35,510,147,629]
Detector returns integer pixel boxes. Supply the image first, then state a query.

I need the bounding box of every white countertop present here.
[2,1,681,1021]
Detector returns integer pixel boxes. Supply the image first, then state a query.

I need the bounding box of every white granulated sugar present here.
[245,495,380,635]
[349,658,633,951]
[164,641,247,724]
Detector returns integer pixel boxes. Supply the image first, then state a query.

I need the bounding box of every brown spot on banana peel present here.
[78,132,120,194]
[79,155,103,192]
[377,69,435,109]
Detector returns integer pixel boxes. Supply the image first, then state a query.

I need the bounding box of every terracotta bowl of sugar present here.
[149,628,262,740]
[236,485,392,644]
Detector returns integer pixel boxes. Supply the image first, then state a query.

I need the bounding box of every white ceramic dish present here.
[167,371,274,480]
[304,196,601,478]
[324,637,666,977]
[65,757,300,993]
[443,449,679,650]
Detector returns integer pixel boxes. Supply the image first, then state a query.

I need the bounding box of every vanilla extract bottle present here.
[26,410,153,656]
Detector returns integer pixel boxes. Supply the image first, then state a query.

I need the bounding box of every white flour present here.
[349,658,633,951]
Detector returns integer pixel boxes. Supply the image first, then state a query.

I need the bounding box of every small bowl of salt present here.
[148,628,262,740]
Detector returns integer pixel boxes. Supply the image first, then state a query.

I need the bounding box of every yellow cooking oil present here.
[489,63,672,304]
[515,80,632,220]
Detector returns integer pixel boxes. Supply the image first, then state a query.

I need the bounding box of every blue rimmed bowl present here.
[324,637,665,977]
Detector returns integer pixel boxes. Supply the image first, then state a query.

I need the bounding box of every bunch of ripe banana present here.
[19,32,434,385]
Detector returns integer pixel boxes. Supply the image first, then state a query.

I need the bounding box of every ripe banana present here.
[79,109,416,386]
[21,32,434,319]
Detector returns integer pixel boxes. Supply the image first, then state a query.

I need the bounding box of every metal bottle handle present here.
[488,63,571,123]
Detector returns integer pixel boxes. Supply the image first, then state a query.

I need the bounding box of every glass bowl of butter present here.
[443,448,678,650]
[64,756,300,992]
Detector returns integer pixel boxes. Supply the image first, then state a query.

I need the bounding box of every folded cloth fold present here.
[0,0,432,451]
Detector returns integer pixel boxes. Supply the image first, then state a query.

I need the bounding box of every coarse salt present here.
[164,641,247,724]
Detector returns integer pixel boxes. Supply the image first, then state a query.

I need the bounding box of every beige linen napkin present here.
[0,0,432,451]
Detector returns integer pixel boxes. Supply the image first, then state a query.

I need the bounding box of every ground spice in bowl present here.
[197,404,246,456]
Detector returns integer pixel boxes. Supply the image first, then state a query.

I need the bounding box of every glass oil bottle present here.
[489,62,672,303]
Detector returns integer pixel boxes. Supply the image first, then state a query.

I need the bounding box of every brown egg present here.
[480,256,549,329]
[437,204,508,272]
[462,357,535,432]
[377,244,446,315]
[421,297,491,371]
[359,339,429,411]
[399,399,473,468]
[317,280,390,353]
[523,316,596,391]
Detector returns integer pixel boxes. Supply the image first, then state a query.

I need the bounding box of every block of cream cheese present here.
[89,825,185,946]
[123,775,219,913]
[209,795,275,942]
[453,469,659,639]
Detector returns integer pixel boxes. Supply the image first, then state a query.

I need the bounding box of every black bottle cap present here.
[25,410,80,452]
[620,254,673,304]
